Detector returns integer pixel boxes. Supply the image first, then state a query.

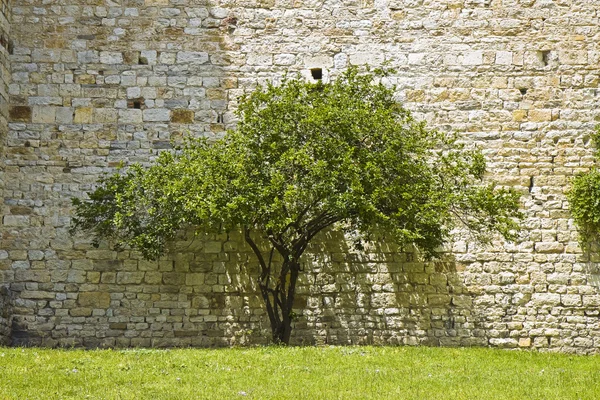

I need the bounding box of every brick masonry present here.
[2,0,600,352]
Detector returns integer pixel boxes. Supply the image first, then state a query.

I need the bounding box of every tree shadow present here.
[287,229,483,347]
[165,227,484,348]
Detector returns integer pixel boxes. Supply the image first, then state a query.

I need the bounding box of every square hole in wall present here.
[310,68,323,80]
[127,98,145,109]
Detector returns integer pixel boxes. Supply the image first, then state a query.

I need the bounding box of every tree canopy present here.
[72,68,522,344]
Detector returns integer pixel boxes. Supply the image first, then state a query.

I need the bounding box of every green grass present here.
[0,346,599,399]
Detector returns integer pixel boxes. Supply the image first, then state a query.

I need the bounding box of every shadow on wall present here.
[7,227,479,348]
[287,229,480,347]
[0,285,11,345]
[174,228,482,348]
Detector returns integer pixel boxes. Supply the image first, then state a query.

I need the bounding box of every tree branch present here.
[244,226,267,273]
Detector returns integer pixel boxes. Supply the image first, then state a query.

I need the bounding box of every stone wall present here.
[2,0,600,352]
[0,0,10,346]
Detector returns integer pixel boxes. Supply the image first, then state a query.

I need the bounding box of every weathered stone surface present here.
[77,292,111,309]
[9,106,31,122]
[1,0,600,353]
[171,109,194,123]
[176,52,209,64]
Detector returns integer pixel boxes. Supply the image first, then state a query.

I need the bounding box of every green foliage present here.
[72,68,520,258]
[568,127,600,248]
[570,170,600,245]
[72,67,522,343]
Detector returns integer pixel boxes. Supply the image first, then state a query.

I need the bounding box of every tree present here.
[71,68,522,344]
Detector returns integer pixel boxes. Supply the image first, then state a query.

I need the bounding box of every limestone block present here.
[561,294,582,306]
[204,241,222,253]
[78,292,111,308]
[31,106,56,123]
[429,273,447,287]
[408,53,425,65]
[71,308,92,317]
[489,338,518,348]
[118,109,142,124]
[162,272,185,285]
[462,51,483,65]
[3,215,30,226]
[73,107,93,124]
[334,53,348,69]
[21,290,54,300]
[38,84,59,97]
[27,250,44,261]
[93,108,118,123]
[428,294,451,306]
[109,322,127,330]
[304,55,333,68]
[143,272,162,284]
[9,106,31,122]
[370,293,396,308]
[141,87,157,99]
[87,272,101,284]
[451,295,472,307]
[558,50,587,65]
[76,74,96,84]
[349,52,384,66]
[157,7,179,17]
[512,110,527,121]
[528,109,551,122]
[583,295,600,307]
[67,270,86,284]
[77,50,99,64]
[143,108,170,122]
[495,51,513,65]
[531,293,561,307]
[177,51,209,64]
[535,242,564,253]
[140,50,157,65]
[186,273,205,286]
[29,97,62,106]
[274,54,296,66]
[56,107,74,124]
[32,49,61,63]
[247,53,272,66]
[170,109,194,123]
[127,87,141,99]
[12,261,30,269]
[116,272,144,285]
[100,51,123,64]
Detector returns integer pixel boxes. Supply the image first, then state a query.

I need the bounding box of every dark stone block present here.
[170,109,194,123]
[9,106,31,122]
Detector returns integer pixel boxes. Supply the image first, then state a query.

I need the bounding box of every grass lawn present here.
[0,345,599,399]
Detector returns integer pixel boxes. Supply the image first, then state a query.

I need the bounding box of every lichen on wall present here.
[1,0,600,352]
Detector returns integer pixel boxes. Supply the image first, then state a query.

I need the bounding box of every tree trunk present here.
[264,259,300,345]
[243,228,307,345]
